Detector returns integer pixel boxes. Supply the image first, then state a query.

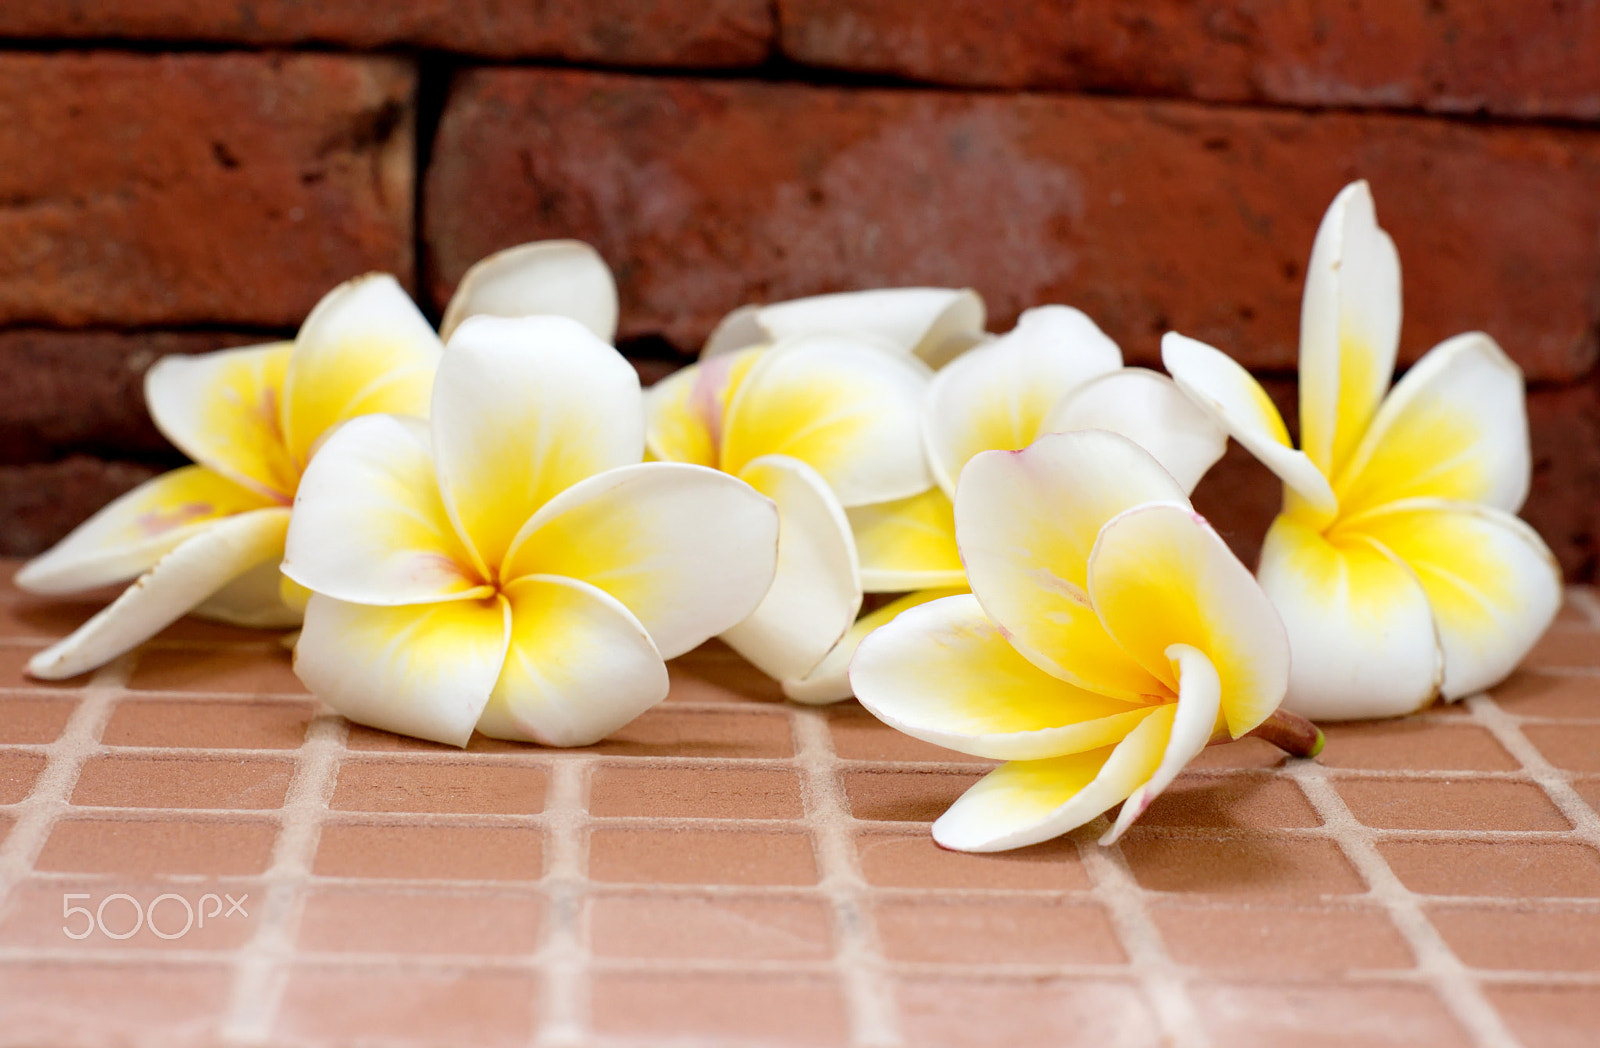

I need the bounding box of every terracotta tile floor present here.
[0,563,1597,1048]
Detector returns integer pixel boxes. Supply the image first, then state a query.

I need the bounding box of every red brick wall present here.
[3,2,1597,580]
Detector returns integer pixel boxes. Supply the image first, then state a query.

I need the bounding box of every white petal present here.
[700,303,767,358]
[924,306,1122,495]
[643,348,766,468]
[501,462,779,660]
[144,341,299,500]
[1298,181,1403,482]
[1087,502,1290,739]
[439,239,618,344]
[433,315,644,574]
[283,414,485,605]
[15,466,279,595]
[719,455,861,681]
[190,559,304,629]
[1354,500,1562,701]
[954,430,1186,701]
[1042,368,1227,495]
[281,273,443,472]
[749,287,987,366]
[781,587,965,706]
[721,334,933,507]
[1102,643,1223,844]
[1260,513,1442,720]
[1336,332,1531,516]
[851,593,1160,761]
[931,707,1174,852]
[1162,332,1337,520]
[476,576,669,748]
[847,489,965,593]
[27,508,291,680]
[296,592,509,748]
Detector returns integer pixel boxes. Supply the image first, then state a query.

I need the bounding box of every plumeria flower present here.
[646,331,936,682]
[786,305,1228,704]
[703,286,987,366]
[16,241,615,680]
[851,430,1293,851]
[1163,181,1561,719]
[282,316,778,747]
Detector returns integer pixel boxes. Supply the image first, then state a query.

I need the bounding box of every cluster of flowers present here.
[17,182,1561,852]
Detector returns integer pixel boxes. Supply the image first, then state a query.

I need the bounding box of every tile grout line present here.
[533,758,592,1048]
[1568,586,1600,630]
[1287,762,1522,1048]
[1078,834,1212,1048]
[0,657,128,920]
[792,708,902,1048]
[1466,691,1600,852]
[219,709,348,1045]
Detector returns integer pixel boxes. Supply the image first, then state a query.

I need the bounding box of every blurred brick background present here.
[1,1,1597,579]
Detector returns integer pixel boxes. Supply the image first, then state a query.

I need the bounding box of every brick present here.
[0,330,267,464]
[0,457,157,557]
[426,71,1600,381]
[1526,379,1600,583]
[0,1,772,66]
[0,53,413,328]
[778,0,1600,120]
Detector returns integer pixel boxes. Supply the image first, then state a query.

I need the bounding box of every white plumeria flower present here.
[851,430,1291,851]
[646,332,936,682]
[786,305,1229,704]
[1162,181,1562,719]
[282,317,779,748]
[702,286,988,366]
[16,241,615,680]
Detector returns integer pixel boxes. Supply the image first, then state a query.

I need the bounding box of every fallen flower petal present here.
[15,241,619,679]
[1164,181,1561,719]
[702,286,987,366]
[850,430,1292,851]
[284,316,779,747]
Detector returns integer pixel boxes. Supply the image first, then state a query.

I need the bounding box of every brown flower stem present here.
[1247,709,1325,759]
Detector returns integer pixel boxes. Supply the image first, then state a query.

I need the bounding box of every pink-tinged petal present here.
[931,708,1174,853]
[281,274,443,472]
[1102,644,1223,844]
[296,592,509,748]
[144,341,299,501]
[1354,499,1561,701]
[644,348,766,468]
[924,305,1123,496]
[782,586,967,706]
[282,414,485,606]
[719,287,986,366]
[954,431,1184,701]
[1087,503,1289,739]
[501,462,779,660]
[15,465,278,595]
[433,315,644,575]
[1162,332,1338,520]
[1298,181,1402,482]
[848,489,965,593]
[720,334,933,507]
[851,593,1160,761]
[719,455,861,681]
[439,239,618,343]
[476,575,669,748]
[27,508,290,681]
[1042,368,1226,495]
[1336,332,1531,517]
[1259,513,1442,720]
